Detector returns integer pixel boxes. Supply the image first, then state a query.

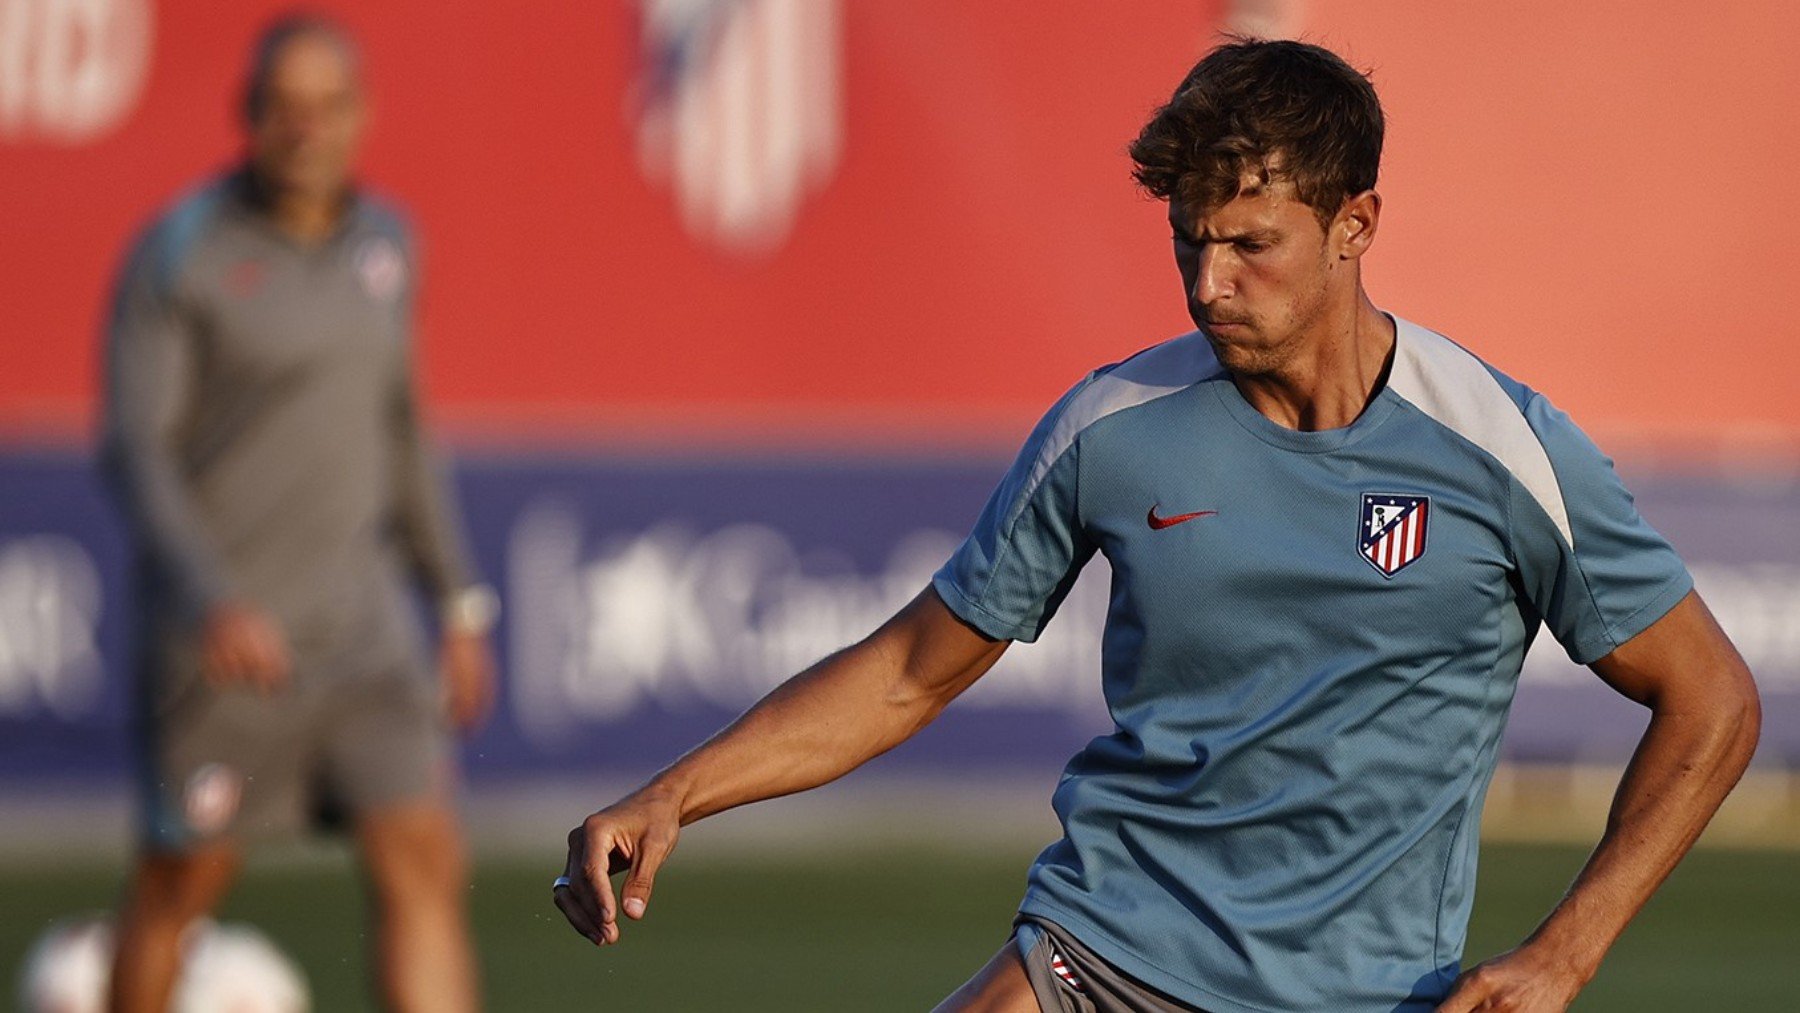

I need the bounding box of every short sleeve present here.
[1510,395,1692,664]
[933,381,1099,642]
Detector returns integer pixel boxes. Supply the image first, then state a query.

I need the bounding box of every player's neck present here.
[1230,292,1395,432]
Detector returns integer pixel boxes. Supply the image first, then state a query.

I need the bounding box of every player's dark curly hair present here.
[1130,37,1383,228]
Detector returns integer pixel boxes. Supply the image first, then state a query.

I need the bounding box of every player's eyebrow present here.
[1214,228,1278,244]
[1168,220,1278,245]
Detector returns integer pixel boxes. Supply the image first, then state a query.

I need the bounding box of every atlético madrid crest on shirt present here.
[1359,492,1430,577]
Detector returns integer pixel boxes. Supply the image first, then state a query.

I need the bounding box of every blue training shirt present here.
[933,314,1692,1013]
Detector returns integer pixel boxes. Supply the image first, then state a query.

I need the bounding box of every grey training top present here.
[102,168,478,678]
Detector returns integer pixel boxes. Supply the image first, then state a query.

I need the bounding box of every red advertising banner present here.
[3,1,1797,452]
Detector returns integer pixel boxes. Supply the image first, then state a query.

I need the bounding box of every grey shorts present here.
[1016,917,1210,1013]
[138,656,449,851]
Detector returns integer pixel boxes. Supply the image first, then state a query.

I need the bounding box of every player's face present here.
[248,34,365,202]
[1169,183,1338,377]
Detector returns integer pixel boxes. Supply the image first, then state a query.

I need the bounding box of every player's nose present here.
[1193,244,1232,304]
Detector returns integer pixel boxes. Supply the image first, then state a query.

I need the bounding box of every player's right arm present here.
[557,369,1099,945]
[100,215,289,690]
[555,585,1008,945]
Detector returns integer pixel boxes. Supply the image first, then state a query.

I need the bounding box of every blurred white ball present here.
[17,915,309,1013]
[17,916,111,1013]
[172,919,309,1013]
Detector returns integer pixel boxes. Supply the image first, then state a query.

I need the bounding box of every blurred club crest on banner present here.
[632,0,842,254]
[0,0,154,143]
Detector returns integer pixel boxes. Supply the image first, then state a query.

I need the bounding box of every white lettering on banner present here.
[0,534,103,718]
[506,502,1800,742]
[1520,564,1800,688]
[0,0,152,142]
[1685,564,1800,688]
[506,503,1107,743]
[635,0,842,253]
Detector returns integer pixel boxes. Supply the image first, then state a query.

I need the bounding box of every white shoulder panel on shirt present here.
[1387,315,1575,548]
[1013,332,1224,518]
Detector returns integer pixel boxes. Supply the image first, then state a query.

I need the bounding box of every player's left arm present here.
[1437,589,1760,1012]
[385,231,496,732]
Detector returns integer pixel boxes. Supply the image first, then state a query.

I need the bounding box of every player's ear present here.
[1335,190,1381,260]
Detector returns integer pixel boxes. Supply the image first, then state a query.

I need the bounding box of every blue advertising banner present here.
[1,451,1795,789]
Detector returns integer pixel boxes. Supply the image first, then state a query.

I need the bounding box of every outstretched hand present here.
[553,788,683,946]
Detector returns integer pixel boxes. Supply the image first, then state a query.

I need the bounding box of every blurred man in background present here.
[100,15,495,1012]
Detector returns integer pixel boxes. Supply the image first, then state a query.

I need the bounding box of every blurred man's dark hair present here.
[241,11,361,122]
[1129,37,1384,227]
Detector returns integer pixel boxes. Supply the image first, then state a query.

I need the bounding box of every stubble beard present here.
[1218,264,1336,380]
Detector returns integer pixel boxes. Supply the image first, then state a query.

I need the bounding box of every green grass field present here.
[3,843,1795,1010]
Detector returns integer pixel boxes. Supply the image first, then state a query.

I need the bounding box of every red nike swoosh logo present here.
[1147,505,1217,530]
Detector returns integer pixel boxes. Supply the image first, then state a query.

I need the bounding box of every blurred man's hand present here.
[200,602,291,691]
[440,629,495,733]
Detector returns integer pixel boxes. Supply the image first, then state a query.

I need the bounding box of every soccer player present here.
[100,16,495,1013]
[552,39,1760,1012]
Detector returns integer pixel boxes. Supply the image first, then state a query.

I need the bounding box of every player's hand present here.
[553,787,683,946]
[199,602,291,692]
[439,628,496,733]
[1435,943,1587,1012]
